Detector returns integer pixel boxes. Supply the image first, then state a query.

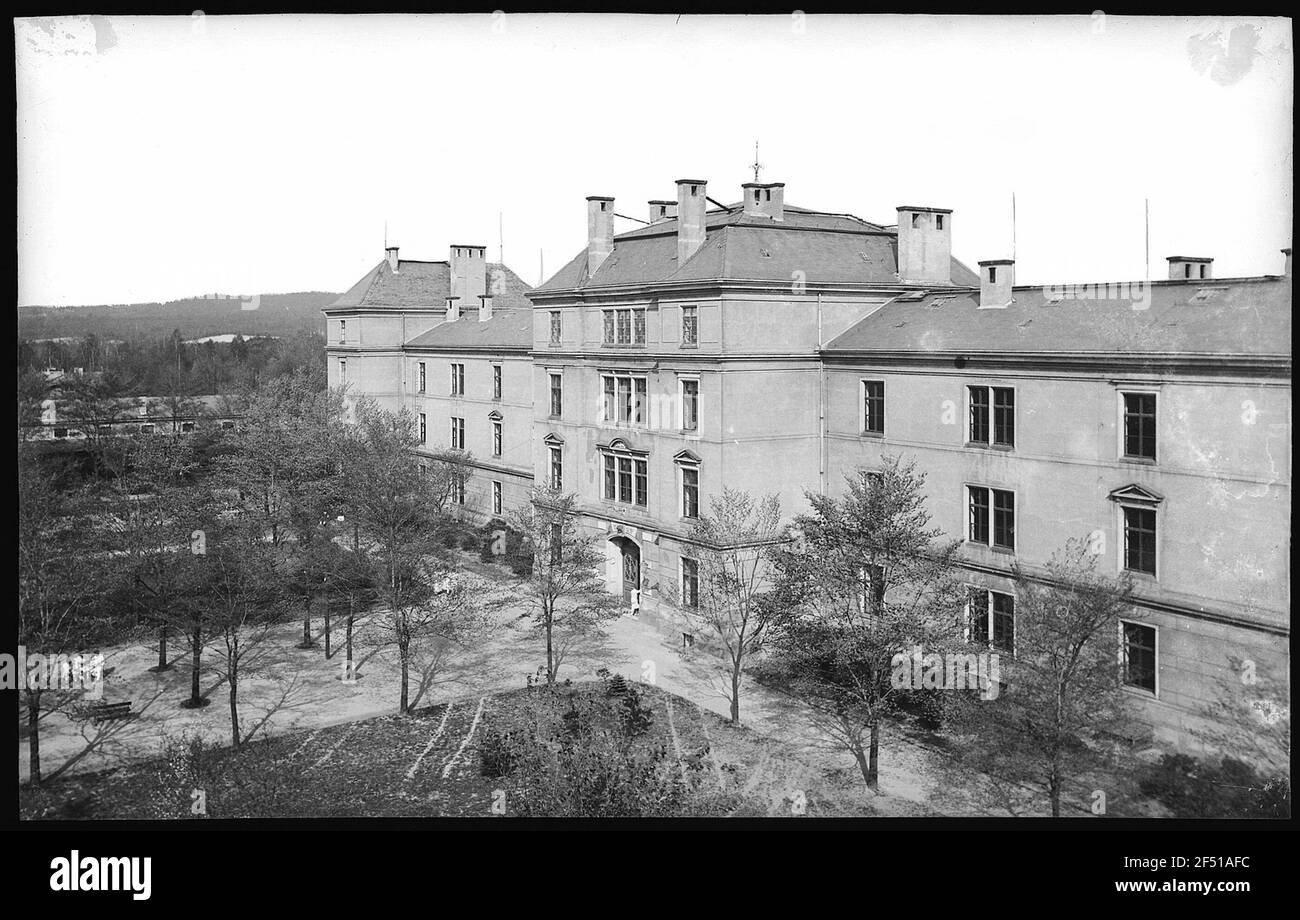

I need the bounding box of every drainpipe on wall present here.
[817,292,827,495]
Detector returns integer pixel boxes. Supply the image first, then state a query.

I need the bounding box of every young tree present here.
[188,523,288,749]
[669,488,782,725]
[345,399,481,712]
[950,537,1136,816]
[759,457,965,791]
[508,488,621,686]
[17,448,106,783]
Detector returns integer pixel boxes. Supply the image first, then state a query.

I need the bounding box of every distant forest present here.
[18,291,339,341]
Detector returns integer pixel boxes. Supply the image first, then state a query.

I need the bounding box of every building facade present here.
[325,178,1291,753]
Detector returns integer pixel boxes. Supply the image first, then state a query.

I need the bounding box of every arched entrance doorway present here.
[607,535,641,605]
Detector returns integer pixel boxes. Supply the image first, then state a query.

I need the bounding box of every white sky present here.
[16,13,1294,306]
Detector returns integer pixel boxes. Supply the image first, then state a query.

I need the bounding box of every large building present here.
[324,178,1291,752]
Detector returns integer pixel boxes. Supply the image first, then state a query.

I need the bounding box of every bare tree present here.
[668,488,782,725]
[760,457,965,791]
[950,537,1137,816]
[508,488,620,685]
[344,399,480,712]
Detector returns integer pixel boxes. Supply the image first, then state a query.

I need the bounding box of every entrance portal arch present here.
[605,535,641,606]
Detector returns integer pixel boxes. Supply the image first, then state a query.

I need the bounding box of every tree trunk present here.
[1049,764,1061,818]
[299,594,312,648]
[399,647,409,714]
[545,602,555,685]
[188,625,203,705]
[229,660,241,750]
[850,738,872,790]
[157,624,170,670]
[324,604,332,659]
[345,597,354,679]
[26,689,41,785]
[867,717,880,791]
[729,666,742,725]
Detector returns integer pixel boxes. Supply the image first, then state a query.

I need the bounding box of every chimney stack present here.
[445,296,460,322]
[478,294,493,323]
[742,182,785,221]
[587,196,615,277]
[676,179,708,265]
[977,259,1015,309]
[1166,256,1213,281]
[450,244,487,307]
[1283,248,1293,278]
[648,200,678,223]
[386,246,400,272]
[896,206,953,284]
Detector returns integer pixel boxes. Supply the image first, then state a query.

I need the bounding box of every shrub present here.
[1139,753,1290,818]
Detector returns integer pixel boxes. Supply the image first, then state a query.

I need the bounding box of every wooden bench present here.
[86,701,133,724]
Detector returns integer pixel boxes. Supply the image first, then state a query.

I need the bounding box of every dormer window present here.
[936,214,944,230]
[988,266,997,283]
[911,213,921,228]
[1199,264,1206,278]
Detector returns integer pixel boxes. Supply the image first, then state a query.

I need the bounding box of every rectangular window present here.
[602,373,649,426]
[1121,621,1157,692]
[969,386,1014,447]
[549,445,563,491]
[492,420,502,457]
[682,467,699,519]
[1123,506,1157,575]
[605,453,647,507]
[452,473,466,506]
[450,363,465,396]
[603,454,616,500]
[682,305,698,345]
[418,362,426,394]
[1123,392,1157,461]
[605,308,648,345]
[969,386,989,443]
[450,417,465,450]
[549,311,562,345]
[549,372,562,417]
[968,486,989,545]
[681,379,699,431]
[992,387,1014,447]
[339,320,346,344]
[491,481,502,516]
[419,412,427,445]
[968,589,1015,653]
[681,558,699,608]
[339,359,347,382]
[992,489,1015,550]
[863,380,885,435]
[493,365,502,401]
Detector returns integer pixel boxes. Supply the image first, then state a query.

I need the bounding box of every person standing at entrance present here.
[630,587,641,617]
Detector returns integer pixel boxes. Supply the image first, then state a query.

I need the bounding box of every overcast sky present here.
[16,13,1293,306]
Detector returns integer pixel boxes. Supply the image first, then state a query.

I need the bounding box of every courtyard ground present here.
[18,551,1160,817]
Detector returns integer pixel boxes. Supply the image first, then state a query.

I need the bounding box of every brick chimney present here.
[445,296,460,322]
[649,200,677,223]
[676,179,708,265]
[742,182,785,221]
[896,206,952,284]
[450,245,486,306]
[1166,256,1213,281]
[977,259,1015,309]
[478,293,493,323]
[587,196,614,277]
[386,246,400,272]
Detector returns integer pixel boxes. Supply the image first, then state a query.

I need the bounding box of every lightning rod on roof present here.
[750,140,763,183]
[1012,192,1016,262]
[499,212,504,264]
[1145,198,1150,281]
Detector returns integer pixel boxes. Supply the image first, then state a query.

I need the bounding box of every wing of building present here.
[325,178,1291,753]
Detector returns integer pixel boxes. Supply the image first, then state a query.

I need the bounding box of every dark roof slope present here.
[532,203,979,292]
[327,261,533,310]
[824,276,1292,357]
[405,308,532,351]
